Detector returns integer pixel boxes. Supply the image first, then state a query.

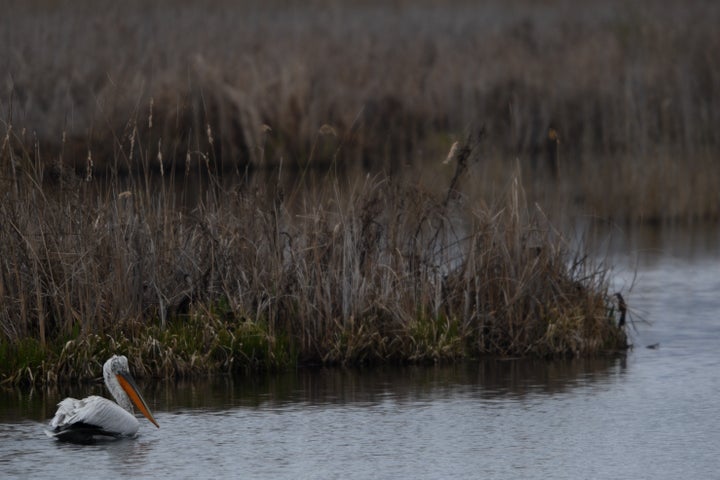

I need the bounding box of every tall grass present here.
[2,0,719,223]
[0,127,626,384]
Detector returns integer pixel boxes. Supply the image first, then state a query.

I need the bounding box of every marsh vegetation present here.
[4,0,719,222]
[4,0,716,382]
[0,131,627,384]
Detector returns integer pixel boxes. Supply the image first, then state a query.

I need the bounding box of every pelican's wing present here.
[48,395,140,443]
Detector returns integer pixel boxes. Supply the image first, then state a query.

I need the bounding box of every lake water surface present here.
[1,226,719,479]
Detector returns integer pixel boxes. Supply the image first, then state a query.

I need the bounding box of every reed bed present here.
[0,128,627,384]
[3,0,719,223]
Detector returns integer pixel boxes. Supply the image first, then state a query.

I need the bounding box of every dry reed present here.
[0,128,627,384]
[2,0,719,223]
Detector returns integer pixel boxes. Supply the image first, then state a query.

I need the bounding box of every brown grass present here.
[0,129,627,384]
[3,0,719,223]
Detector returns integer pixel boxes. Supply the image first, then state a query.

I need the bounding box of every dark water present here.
[1,226,719,479]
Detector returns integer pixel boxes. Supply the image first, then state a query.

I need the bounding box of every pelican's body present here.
[47,355,159,444]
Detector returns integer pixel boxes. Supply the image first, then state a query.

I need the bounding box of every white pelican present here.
[47,355,159,443]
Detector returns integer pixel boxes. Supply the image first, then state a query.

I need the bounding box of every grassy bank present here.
[2,0,720,223]
[0,133,627,385]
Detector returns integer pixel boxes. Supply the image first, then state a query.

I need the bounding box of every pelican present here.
[47,355,159,444]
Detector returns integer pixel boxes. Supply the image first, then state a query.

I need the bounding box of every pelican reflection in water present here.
[47,355,159,444]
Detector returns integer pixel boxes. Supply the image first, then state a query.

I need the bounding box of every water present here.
[1,226,719,479]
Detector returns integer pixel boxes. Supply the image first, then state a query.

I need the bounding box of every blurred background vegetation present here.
[2,0,718,223]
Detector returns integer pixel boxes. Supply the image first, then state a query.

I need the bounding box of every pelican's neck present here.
[103,365,134,413]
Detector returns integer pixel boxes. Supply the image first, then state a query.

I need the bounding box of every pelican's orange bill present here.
[117,372,160,428]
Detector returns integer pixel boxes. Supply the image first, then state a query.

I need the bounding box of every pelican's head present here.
[103,355,160,428]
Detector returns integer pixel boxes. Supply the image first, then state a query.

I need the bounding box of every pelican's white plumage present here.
[47,355,159,443]
[50,396,141,437]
